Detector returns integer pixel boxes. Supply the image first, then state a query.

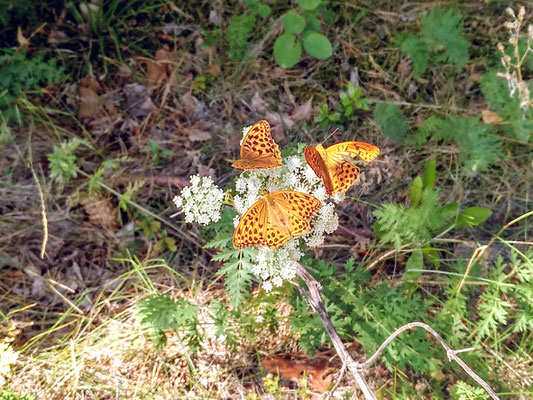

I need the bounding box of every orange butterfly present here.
[304,141,380,195]
[233,190,321,249]
[231,120,282,170]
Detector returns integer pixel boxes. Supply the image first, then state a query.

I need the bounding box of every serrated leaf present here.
[410,176,423,208]
[400,34,428,78]
[282,12,306,34]
[455,207,492,228]
[274,33,302,68]
[303,33,332,59]
[374,102,410,143]
[423,158,437,189]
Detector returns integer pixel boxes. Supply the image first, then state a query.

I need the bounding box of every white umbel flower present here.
[233,153,341,290]
[172,175,225,225]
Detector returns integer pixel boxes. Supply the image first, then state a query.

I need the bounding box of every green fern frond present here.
[137,294,200,350]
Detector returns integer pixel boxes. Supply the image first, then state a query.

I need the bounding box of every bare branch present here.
[295,264,376,400]
[296,264,501,400]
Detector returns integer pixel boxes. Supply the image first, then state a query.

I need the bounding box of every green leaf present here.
[373,102,410,143]
[423,158,437,189]
[226,14,256,61]
[455,207,492,228]
[298,0,320,10]
[399,34,428,78]
[274,33,302,68]
[420,116,501,171]
[282,12,306,34]
[423,246,441,268]
[410,176,423,208]
[257,4,271,18]
[421,6,469,73]
[303,33,332,59]
[403,249,424,284]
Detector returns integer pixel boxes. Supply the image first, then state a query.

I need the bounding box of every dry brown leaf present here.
[262,356,332,393]
[78,76,103,120]
[146,48,174,87]
[47,30,68,44]
[81,196,119,232]
[17,27,30,47]
[481,109,503,125]
[397,58,412,78]
[251,92,269,113]
[124,83,158,118]
[290,98,313,122]
[185,121,214,142]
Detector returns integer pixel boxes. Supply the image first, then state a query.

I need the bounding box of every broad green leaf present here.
[410,176,423,208]
[298,0,320,10]
[274,33,302,68]
[257,4,271,18]
[456,207,492,228]
[423,158,437,189]
[303,33,332,59]
[283,12,306,34]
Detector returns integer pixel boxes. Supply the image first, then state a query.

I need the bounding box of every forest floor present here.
[0,1,532,399]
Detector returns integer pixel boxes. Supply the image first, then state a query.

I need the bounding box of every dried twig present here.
[296,264,376,400]
[296,263,501,400]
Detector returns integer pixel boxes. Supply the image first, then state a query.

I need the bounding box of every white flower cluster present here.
[173,175,225,225]
[233,154,340,291]
[253,239,303,292]
[497,7,533,110]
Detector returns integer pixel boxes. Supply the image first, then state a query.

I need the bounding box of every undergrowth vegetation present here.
[0,1,532,399]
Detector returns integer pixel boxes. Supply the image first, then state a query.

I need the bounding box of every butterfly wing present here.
[270,191,322,237]
[231,120,282,170]
[325,141,380,163]
[323,141,379,194]
[304,145,335,194]
[233,198,268,248]
[233,191,321,249]
[306,141,379,195]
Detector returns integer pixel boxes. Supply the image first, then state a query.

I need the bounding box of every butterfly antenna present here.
[321,128,339,145]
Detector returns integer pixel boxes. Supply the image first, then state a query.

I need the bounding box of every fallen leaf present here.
[184,121,214,142]
[397,58,412,78]
[47,30,68,44]
[181,92,210,119]
[262,356,332,393]
[78,76,104,120]
[145,47,174,87]
[81,196,119,232]
[251,92,269,113]
[481,109,503,125]
[79,2,100,20]
[17,26,30,47]
[124,83,158,118]
[290,98,313,122]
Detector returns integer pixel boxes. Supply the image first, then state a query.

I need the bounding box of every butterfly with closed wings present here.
[304,141,380,195]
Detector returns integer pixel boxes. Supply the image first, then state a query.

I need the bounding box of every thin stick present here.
[361,322,501,400]
[296,264,377,400]
[296,264,501,400]
[27,122,49,258]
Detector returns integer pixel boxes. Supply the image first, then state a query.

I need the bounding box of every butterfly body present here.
[231,120,282,170]
[233,190,321,249]
[304,141,380,195]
